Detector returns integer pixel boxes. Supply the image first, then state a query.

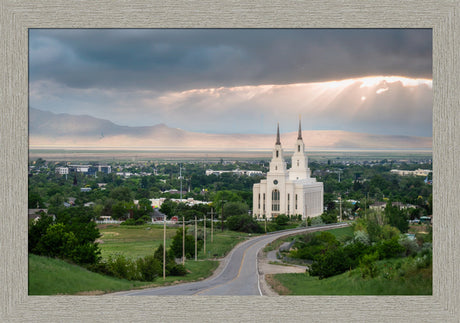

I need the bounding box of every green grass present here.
[326,226,354,241]
[28,254,152,295]
[99,224,254,260]
[29,254,219,295]
[98,224,178,259]
[143,260,219,287]
[268,257,432,295]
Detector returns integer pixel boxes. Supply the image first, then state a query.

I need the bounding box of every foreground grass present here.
[267,257,432,295]
[29,254,219,295]
[28,254,152,295]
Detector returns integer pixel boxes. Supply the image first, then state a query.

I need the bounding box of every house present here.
[28,208,48,222]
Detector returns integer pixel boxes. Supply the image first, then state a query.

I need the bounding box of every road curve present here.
[114,223,349,296]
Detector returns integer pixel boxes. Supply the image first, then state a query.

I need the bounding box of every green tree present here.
[385,201,409,233]
[28,192,45,208]
[222,201,249,219]
[110,187,133,202]
[227,215,263,233]
[170,228,197,259]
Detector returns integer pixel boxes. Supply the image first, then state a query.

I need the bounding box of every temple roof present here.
[276,123,281,145]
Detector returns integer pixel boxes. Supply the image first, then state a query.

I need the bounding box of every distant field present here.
[98,224,177,259]
[29,148,432,162]
[98,224,254,260]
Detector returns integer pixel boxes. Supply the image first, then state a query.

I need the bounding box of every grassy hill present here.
[28,254,152,295]
[29,254,219,295]
[266,256,432,295]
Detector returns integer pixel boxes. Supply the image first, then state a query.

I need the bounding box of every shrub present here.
[353,230,370,245]
[321,212,338,224]
[309,247,350,279]
[168,263,187,276]
[137,255,162,281]
[106,254,139,280]
[121,218,139,225]
[375,237,405,259]
[310,216,324,226]
[359,252,379,278]
[227,215,263,233]
[399,236,420,256]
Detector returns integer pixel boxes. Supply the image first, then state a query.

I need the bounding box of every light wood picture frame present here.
[1,1,458,321]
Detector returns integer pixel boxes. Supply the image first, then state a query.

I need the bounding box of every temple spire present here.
[276,123,281,145]
[297,116,303,140]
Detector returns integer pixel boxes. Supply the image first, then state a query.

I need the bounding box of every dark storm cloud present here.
[29,29,432,92]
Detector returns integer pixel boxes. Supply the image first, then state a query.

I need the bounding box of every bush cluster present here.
[226,215,263,233]
[96,244,186,282]
[291,222,428,280]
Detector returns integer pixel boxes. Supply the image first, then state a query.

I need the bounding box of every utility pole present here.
[211,208,213,243]
[265,217,267,233]
[182,216,185,265]
[204,215,206,255]
[163,214,166,280]
[194,216,197,261]
[220,198,227,232]
[179,164,182,201]
[339,195,342,222]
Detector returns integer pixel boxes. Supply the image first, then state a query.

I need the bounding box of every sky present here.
[29,29,432,137]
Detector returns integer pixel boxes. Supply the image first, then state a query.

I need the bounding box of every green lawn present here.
[268,257,432,295]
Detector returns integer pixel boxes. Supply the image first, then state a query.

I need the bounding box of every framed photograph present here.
[1,1,458,321]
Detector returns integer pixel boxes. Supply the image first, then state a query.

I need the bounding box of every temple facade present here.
[253,120,323,219]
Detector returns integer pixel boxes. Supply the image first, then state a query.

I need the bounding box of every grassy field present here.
[267,257,432,295]
[29,254,219,295]
[98,224,178,259]
[99,224,254,260]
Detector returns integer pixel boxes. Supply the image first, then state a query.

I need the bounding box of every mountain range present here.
[29,108,432,150]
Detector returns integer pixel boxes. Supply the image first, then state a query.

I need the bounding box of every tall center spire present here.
[276,123,281,145]
[297,116,303,140]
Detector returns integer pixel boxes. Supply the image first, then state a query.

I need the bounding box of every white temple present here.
[252,119,323,219]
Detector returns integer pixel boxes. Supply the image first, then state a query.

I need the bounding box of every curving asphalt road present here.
[115,223,349,296]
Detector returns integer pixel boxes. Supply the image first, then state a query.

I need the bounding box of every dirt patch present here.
[101,231,120,238]
[265,274,291,295]
[97,224,120,229]
[259,258,306,275]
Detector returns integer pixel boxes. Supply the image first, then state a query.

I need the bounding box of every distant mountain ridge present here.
[29,108,432,150]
